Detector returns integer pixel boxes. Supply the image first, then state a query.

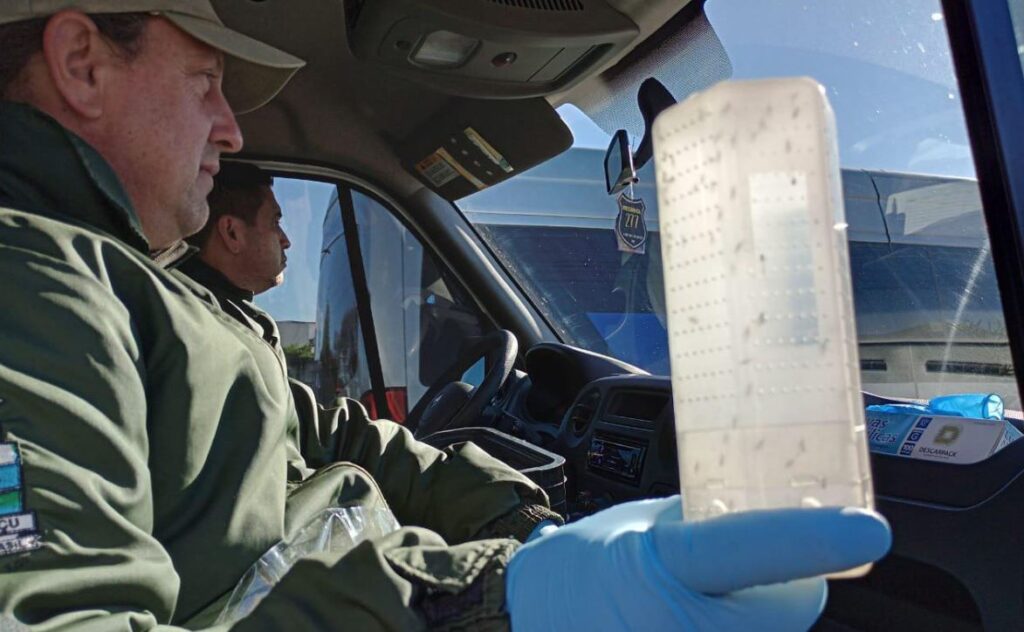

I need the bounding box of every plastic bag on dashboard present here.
[216,505,401,625]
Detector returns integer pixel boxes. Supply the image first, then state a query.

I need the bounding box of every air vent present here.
[568,389,601,436]
[488,0,585,11]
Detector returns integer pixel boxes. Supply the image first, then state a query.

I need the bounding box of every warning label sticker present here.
[416,152,460,188]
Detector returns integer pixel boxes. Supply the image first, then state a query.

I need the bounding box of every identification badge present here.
[615,192,648,254]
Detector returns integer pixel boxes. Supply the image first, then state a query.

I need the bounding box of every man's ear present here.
[41,11,118,119]
[216,215,247,255]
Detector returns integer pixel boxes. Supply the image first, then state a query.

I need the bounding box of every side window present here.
[845,174,1016,407]
[350,190,491,421]
[255,177,491,422]
[311,191,374,407]
[251,178,375,407]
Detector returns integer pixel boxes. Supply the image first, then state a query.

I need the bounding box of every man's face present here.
[97,18,243,249]
[238,186,290,294]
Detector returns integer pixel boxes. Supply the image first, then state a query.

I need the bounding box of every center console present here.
[557,375,678,516]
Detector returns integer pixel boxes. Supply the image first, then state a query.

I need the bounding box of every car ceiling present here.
[212,0,694,198]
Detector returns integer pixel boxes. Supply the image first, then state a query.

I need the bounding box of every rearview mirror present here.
[604,129,637,195]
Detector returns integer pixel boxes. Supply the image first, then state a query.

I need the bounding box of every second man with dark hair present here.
[179,163,289,349]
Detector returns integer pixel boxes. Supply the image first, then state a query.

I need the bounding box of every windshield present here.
[457,0,1020,408]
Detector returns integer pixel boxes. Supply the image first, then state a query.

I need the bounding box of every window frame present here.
[254,162,500,418]
[942,0,1024,405]
[342,184,500,419]
[336,186,391,417]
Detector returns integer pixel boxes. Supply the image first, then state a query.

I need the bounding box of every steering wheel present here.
[409,329,518,438]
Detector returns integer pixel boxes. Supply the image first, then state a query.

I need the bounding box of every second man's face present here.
[241,186,291,294]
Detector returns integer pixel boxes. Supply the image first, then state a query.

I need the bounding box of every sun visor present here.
[399,98,572,201]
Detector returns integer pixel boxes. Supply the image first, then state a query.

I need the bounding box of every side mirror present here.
[604,129,637,195]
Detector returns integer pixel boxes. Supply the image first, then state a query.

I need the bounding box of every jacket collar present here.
[178,255,255,304]
[0,101,150,253]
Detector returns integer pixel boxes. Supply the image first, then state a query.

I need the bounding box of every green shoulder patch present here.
[0,443,41,556]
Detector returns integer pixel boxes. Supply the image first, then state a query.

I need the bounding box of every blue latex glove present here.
[507,497,891,632]
[928,393,1004,420]
[865,403,930,415]
[866,393,1004,420]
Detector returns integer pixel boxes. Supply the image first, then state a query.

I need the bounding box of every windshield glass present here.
[457,0,1020,407]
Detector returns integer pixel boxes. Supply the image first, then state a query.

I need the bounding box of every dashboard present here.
[492,342,680,517]
[553,375,680,516]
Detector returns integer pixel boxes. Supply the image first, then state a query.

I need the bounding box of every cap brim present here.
[163,12,305,115]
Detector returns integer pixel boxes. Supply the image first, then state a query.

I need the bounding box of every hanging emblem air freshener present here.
[615,191,648,254]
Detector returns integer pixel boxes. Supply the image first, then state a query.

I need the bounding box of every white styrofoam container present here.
[654,78,874,530]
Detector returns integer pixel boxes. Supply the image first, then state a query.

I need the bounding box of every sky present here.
[557,104,611,149]
[566,0,973,179]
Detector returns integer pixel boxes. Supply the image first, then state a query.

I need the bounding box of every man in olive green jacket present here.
[0,3,558,629]
[178,162,289,353]
[176,161,371,468]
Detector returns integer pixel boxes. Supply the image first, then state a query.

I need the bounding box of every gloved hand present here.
[506,496,891,631]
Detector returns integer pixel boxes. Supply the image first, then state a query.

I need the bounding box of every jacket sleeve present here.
[234,528,519,632]
[283,378,320,483]
[320,398,562,544]
[235,289,560,542]
[0,239,520,632]
[0,244,184,629]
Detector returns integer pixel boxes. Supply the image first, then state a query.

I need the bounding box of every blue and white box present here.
[866,409,1022,464]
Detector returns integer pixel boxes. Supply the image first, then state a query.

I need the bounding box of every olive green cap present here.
[0,1,305,114]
